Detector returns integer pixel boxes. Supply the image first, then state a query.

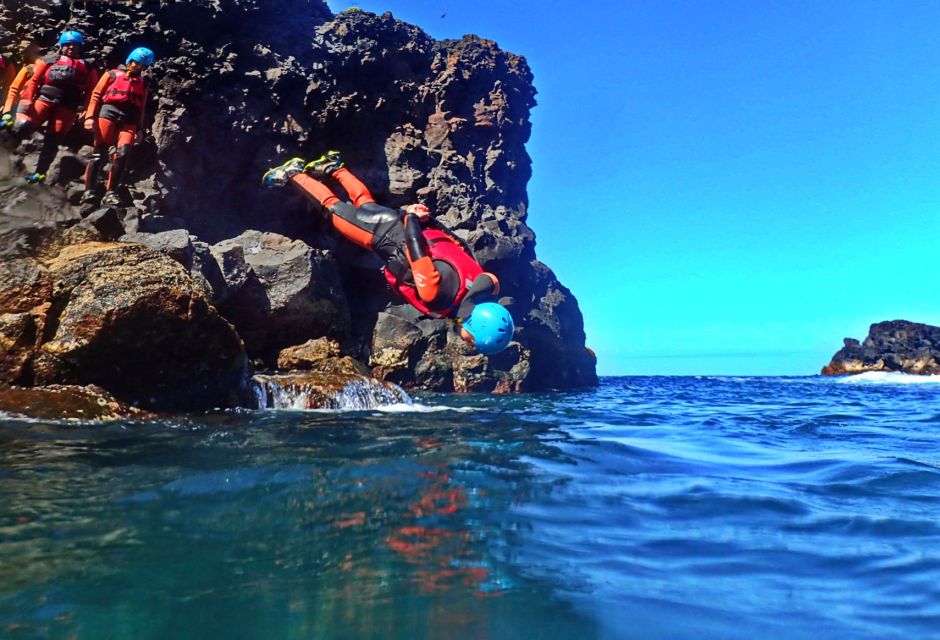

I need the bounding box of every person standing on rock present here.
[81,46,154,206]
[263,152,515,356]
[7,30,98,184]
[0,41,42,130]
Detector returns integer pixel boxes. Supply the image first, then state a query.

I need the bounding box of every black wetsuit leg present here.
[329,200,401,251]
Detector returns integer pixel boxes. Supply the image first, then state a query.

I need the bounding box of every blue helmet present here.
[126,47,155,68]
[463,302,514,356]
[58,30,84,47]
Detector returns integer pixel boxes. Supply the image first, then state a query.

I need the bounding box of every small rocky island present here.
[0,1,597,418]
[821,320,940,376]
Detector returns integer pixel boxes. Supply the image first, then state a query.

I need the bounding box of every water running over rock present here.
[250,371,411,410]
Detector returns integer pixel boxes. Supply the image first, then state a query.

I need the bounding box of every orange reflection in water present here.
[385,464,498,598]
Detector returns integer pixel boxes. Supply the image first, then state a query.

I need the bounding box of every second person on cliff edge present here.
[262,152,515,356]
[82,46,155,206]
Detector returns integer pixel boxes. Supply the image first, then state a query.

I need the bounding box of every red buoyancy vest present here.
[383,228,483,318]
[103,70,147,110]
[42,55,91,90]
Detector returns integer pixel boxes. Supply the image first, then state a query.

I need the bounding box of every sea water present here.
[2,375,940,639]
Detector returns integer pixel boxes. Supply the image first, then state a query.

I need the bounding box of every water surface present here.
[3,375,940,639]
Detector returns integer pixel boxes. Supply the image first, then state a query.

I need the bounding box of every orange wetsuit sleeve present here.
[1,64,15,97]
[79,67,100,117]
[85,71,113,120]
[2,66,30,114]
[21,58,47,102]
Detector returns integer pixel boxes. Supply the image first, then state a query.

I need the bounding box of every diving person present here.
[262,152,515,355]
[9,30,98,184]
[82,46,154,205]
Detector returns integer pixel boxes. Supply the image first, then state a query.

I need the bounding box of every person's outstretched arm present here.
[403,212,441,303]
[20,57,48,102]
[2,66,31,115]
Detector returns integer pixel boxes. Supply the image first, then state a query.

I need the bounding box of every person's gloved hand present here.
[404,203,431,220]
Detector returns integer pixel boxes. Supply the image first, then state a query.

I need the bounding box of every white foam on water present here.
[836,371,940,385]
[375,403,478,413]
[301,403,479,415]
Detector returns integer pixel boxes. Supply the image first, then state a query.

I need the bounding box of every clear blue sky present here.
[327,0,940,376]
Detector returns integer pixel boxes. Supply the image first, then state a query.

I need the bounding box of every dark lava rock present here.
[120,229,195,268]
[822,320,940,376]
[80,207,127,241]
[211,230,349,361]
[368,306,529,392]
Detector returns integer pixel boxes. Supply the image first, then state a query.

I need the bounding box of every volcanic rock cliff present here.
[822,320,940,376]
[0,0,597,410]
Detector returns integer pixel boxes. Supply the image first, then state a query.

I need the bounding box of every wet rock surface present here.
[822,320,940,376]
[0,384,151,421]
[276,337,341,370]
[0,1,596,413]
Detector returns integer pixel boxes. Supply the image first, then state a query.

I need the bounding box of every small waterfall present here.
[249,373,412,410]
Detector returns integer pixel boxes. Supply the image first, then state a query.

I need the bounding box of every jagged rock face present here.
[0,1,597,392]
[369,308,531,393]
[822,320,940,376]
[210,230,350,360]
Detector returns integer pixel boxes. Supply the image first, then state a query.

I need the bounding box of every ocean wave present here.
[835,372,940,385]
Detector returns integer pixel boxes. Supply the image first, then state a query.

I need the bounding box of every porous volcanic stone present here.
[822,320,940,376]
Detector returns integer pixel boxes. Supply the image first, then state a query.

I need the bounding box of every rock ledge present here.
[822,320,940,376]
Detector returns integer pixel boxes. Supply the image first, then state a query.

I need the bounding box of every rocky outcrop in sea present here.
[821,320,940,376]
[0,1,597,414]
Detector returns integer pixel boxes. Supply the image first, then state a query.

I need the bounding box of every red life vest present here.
[383,228,483,318]
[37,55,92,107]
[103,70,147,110]
[42,55,91,90]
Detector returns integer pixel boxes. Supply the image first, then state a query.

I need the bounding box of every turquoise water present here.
[3,375,940,639]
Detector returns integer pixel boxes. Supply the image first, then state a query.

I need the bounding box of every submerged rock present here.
[0,384,151,421]
[822,320,940,376]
